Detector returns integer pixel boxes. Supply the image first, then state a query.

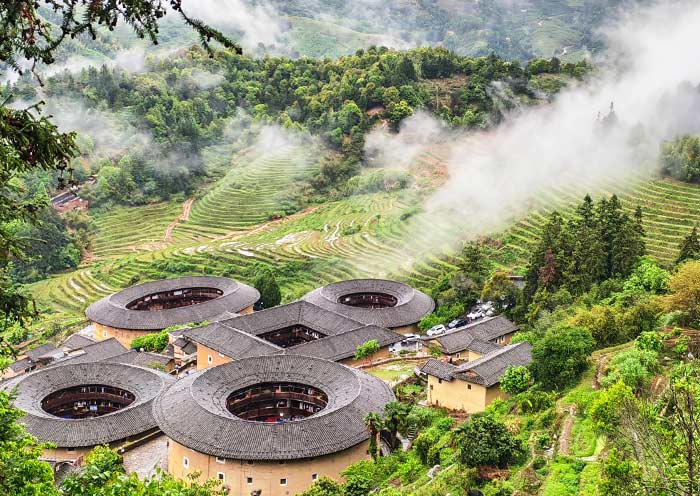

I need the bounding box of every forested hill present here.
[30,48,585,209]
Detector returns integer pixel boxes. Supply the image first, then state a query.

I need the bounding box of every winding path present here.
[163,198,194,242]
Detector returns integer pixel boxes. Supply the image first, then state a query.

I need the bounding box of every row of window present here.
[182,456,318,485]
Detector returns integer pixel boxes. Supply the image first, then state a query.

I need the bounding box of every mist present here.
[362,0,700,270]
[181,0,285,51]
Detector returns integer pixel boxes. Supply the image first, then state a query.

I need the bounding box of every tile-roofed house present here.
[85,276,260,348]
[224,300,365,338]
[59,334,95,352]
[287,325,403,364]
[103,350,174,371]
[2,343,64,380]
[155,355,395,460]
[453,342,533,387]
[54,338,128,366]
[25,343,59,361]
[4,357,33,378]
[421,342,532,413]
[185,301,406,369]
[184,321,281,369]
[86,276,259,331]
[432,315,519,359]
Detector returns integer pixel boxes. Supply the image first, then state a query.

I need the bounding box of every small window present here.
[467,384,472,390]
[207,355,213,364]
[216,456,225,464]
[67,448,76,454]
[438,378,442,384]
[217,472,225,481]
[280,478,288,486]
[429,384,433,390]
[103,329,108,338]
[247,477,253,485]
[183,456,189,469]
[312,473,318,481]
[455,353,461,358]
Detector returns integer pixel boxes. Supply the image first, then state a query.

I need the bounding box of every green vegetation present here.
[130,329,169,352]
[31,46,576,214]
[252,265,282,310]
[661,135,700,183]
[355,339,380,361]
[60,445,225,496]
[501,365,532,395]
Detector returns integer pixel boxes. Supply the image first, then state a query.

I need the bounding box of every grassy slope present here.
[29,141,700,323]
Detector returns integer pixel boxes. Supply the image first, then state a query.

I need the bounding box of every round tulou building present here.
[301,278,434,334]
[3,362,175,462]
[154,354,395,496]
[86,276,259,347]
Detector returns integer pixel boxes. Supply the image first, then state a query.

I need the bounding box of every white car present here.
[426,324,446,337]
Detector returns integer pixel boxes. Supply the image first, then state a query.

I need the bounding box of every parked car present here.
[467,310,484,320]
[390,335,421,353]
[426,324,446,337]
[448,318,468,329]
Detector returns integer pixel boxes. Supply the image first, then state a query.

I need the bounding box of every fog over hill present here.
[363,0,700,264]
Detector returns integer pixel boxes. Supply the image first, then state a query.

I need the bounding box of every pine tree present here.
[677,227,700,265]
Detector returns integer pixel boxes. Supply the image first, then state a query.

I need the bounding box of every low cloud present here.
[362,0,700,264]
[181,0,285,51]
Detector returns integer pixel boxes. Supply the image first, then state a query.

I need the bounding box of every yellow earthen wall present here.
[340,346,392,367]
[426,375,506,413]
[168,439,369,496]
[196,343,233,371]
[94,323,152,349]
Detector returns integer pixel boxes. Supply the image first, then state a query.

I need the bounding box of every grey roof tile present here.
[420,359,457,381]
[103,350,172,368]
[183,322,281,360]
[52,338,128,366]
[153,355,394,460]
[454,342,533,387]
[287,325,403,362]
[86,276,260,330]
[422,342,532,387]
[60,334,96,351]
[435,316,518,354]
[3,362,175,448]
[8,357,32,373]
[25,344,58,361]
[301,279,434,328]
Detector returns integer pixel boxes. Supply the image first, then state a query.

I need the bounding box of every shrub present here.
[354,339,380,360]
[454,412,525,468]
[635,331,663,353]
[500,366,532,395]
[530,324,595,390]
[600,348,659,391]
[131,330,168,352]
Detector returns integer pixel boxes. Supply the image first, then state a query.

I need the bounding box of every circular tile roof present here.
[153,355,394,460]
[3,362,175,448]
[86,276,260,330]
[301,279,434,328]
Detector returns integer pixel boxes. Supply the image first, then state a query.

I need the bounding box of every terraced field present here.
[29,143,700,325]
[91,202,183,259]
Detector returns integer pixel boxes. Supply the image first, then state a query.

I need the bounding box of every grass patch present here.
[366,361,417,383]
